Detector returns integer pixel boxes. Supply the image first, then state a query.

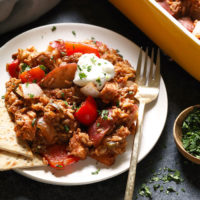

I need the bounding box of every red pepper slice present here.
[20,66,45,83]
[65,41,100,57]
[43,144,79,170]
[74,96,98,126]
[7,59,20,78]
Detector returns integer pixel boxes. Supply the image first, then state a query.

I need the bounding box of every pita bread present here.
[0,99,33,158]
[0,150,45,171]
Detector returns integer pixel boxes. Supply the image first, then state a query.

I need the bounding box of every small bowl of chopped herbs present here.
[173,105,200,164]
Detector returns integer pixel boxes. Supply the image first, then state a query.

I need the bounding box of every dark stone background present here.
[0,0,200,199]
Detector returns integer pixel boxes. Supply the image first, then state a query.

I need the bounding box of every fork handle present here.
[124,102,145,200]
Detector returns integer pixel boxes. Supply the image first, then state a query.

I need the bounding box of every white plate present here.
[0,23,168,185]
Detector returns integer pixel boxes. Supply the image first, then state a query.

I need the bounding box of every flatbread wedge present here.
[0,150,45,171]
[0,99,33,158]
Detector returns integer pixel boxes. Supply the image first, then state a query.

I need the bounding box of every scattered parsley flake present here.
[160,185,164,192]
[96,78,101,86]
[91,168,100,175]
[1,95,5,99]
[77,65,82,71]
[139,184,152,198]
[98,63,101,66]
[116,49,120,53]
[153,184,160,191]
[29,93,34,98]
[31,118,36,127]
[79,73,87,80]
[72,102,76,110]
[91,36,95,40]
[61,51,66,56]
[87,65,92,72]
[73,44,75,49]
[50,56,54,60]
[181,188,185,192]
[166,187,176,194]
[61,92,65,98]
[116,101,120,107]
[72,30,76,36]
[64,125,69,133]
[101,110,109,120]
[90,57,96,64]
[97,122,100,127]
[39,65,46,71]
[21,63,31,72]
[51,26,56,32]
[64,101,68,106]
[56,164,63,168]
[26,82,29,87]
[33,79,37,83]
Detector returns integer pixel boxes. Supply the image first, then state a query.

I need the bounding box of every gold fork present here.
[124,47,160,200]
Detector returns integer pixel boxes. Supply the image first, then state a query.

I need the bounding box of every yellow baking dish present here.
[110,0,200,81]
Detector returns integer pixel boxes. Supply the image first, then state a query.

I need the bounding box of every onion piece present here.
[16,83,43,99]
[80,82,100,98]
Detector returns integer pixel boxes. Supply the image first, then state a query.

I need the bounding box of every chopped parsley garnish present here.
[79,72,87,80]
[166,187,176,194]
[31,118,36,127]
[21,63,31,72]
[90,57,96,64]
[26,82,29,87]
[28,93,34,98]
[56,164,63,168]
[97,122,100,127]
[51,26,56,32]
[64,125,69,133]
[64,101,68,106]
[39,65,46,71]
[61,51,66,56]
[116,49,120,53]
[72,102,76,110]
[72,30,76,36]
[116,101,120,107]
[153,184,160,191]
[91,168,100,175]
[139,184,152,198]
[61,92,65,98]
[91,36,95,41]
[1,95,5,99]
[181,188,185,192]
[77,65,82,71]
[101,110,109,120]
[87,65,92,72]
[50,56,54,60]
[182,108,200,158]
[96,78,101,86]
[33,79,37,83]
[73,44,75,49]
[98,63,101,66]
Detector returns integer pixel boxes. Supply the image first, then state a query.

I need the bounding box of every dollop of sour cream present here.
[73,53,115,90]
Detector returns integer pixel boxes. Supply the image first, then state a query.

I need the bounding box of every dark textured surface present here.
[1,0,200,199]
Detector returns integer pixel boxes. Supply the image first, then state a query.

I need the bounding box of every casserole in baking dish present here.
[110,0,200,81]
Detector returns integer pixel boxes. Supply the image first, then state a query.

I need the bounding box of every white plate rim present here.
[0,23,168,185]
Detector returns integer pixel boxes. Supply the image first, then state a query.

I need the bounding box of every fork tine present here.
[148,48,154,81]
[154,49,160,84]
[135,48,143,83]
[141,48,148,85]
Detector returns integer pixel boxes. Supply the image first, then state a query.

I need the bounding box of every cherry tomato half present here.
[43,144,79,170]
[74,96,98,126]
[7,59,20,78]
